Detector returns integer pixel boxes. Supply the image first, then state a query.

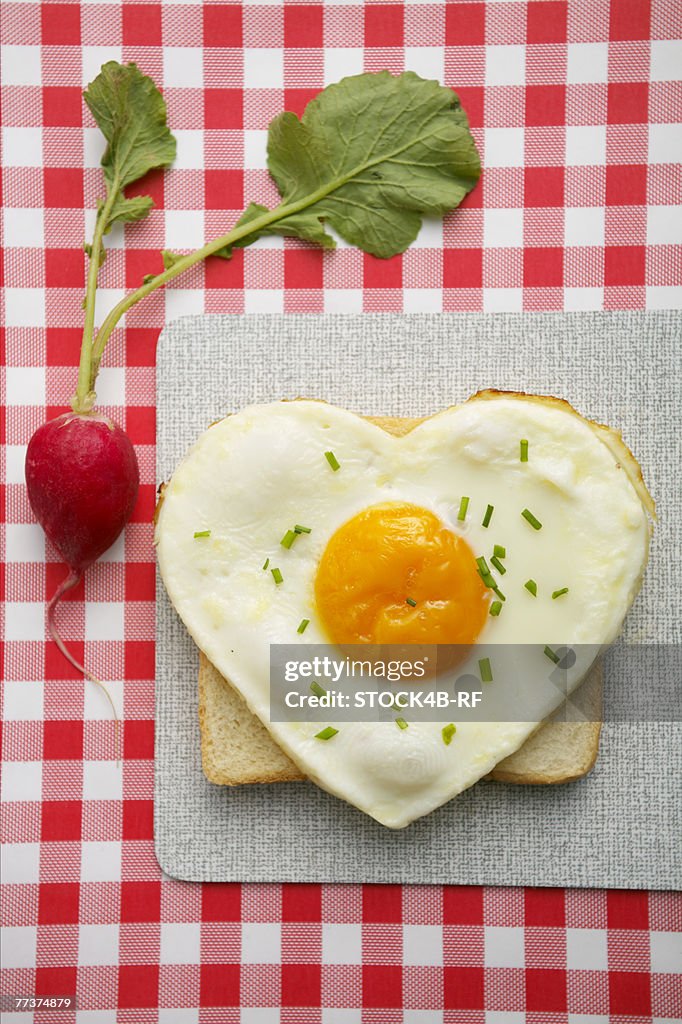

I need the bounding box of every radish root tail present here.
[47,570,121,764]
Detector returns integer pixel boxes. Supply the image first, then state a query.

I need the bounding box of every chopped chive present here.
[492,586,506,602]
[297,618,310,634]
[262,558,270,570]
[544,645,560,664]
[524,579,538,597]
[482,504,494,528]
[493,545,506,558]
[280,529,297,549]
[394,694,408,708]
[442,723,457,745]
[406,597,417,607]
[457,496,470,521]
[478,657,493,683]
[294,524,312,534]
[522,508,543,531]
[310,681,327,698]
[491,555,506,576]
[489,600,503,617]
[194,530,211,538]
[520,439,529,463]
[315,726,338,740]
[476,556,490,577]
[552,587,569,599]
[271,567,283,585]
[324,450,340,472]
[395,717,409,730]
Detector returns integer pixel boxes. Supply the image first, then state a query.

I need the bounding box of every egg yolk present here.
[314,503,489,646]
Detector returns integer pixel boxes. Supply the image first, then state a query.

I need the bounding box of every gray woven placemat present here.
[155,312,681,887]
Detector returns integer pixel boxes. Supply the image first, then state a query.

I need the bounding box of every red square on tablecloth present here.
[524,167,565,207]
[201,883,241,921]
[606,164,648,206]
[443,249,484,288]
[609,0,651,41]
[285,250,324,290]
[526,86,566,127]
[125,250,163,290]
[200,964,240,1006]
[120,882,161,923]
[363,884,402,924]
[205,170,244,210]
[284,88,320,118]
[43,88,83,128]
[363,965,404,1008]
[44,721,84,761]
[125,328,159,367]
[205,250,244,289]
[39,882,80,924]
[364,254,403,289]
[45,639,85,680]
[205,89,244,130]
[609,971,652,1015]
[607,890,650,929]
[446,3,485,45]
[44,169,84,209]
[524,247,564,286]
[41,5,80,45]
[444,966,484,1009]
[122,799,153,840]
[35,966,77,998]
[118,965,160,1008]
[525,888,566,926]
[282,964,322,1006]
[365,4,404,47]
[604,245,646,285]
[527,968,568,1010]
[45,249,85,289]
[41,801,82,841]
[527,2,568,43]
[203,5,243,47]
[284,5,324,48]
[456,86,485,128]
[124,641,155,680]
[607,83,649,125]
[444,886,484,925]
[125,563,156,602]
[122,5,162,46]
[125,406,155,445]
[125,169,165,211]
[282,883,321,922]
[124,720,154,760]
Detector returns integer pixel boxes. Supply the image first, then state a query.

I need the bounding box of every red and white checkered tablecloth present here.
[2,0,681,1019]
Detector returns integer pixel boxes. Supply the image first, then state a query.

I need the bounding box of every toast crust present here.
[194,407,623,791]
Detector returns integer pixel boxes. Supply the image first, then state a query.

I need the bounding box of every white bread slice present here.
[195,410,608,790]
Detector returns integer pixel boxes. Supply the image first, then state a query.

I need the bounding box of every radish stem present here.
[47,569,121,762]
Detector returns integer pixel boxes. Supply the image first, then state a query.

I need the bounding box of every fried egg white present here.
[155,395,652,828]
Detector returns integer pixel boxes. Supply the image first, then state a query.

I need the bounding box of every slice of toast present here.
[198,651,602,787]
[196,411,602,791]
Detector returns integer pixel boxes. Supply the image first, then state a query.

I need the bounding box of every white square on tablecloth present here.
[484,208,524,248]
[567,43,609,84]
[82,761,123,801]
[3,681,44,721]
[565,125,606,167]
[403,289,443,313]
[165,211,206,251]
[324,290,364,314]
[0,843,41,884]
[405,47,445,84]
[321,1012,361,1024]
[81,46,123,87]
[92,367,126,407]
[5,291,47,329]
[565,287,603,310]
[164,47,204,88]
[484,926,525,968]
[321,923,362,965]
[244,49,284,89]
[647,286,682,308]
[173,130,206,170]
[81,841,122,882]
[1,45,41,86]
[483,128,525,168]
[2,127,43,167]
[244,130,269,170]
[85,602,125,642]
[647,206,682,245]
[160,922,201,964]
[245,289,284,313]
[78,924,120,966]
[241,1009,280,1023]
[165,288,206,320]
[484,1015,527,1024]
[324,48,364,85]
[241,922,281,964]
[1,762,42,803]
[566,927,608,970]
[404,1013,443,1024]
[483,288,523,312]
[159,1012,199,1024]
[84,127,106,169]
[485,45,525,86]
[403,925,443,966]
[649,125,682,165]
[6,524,45,562]
[3,208,45,249]
[565,207,605,247]
[5,602,45,642]
[0,927,37,969]
[650,930,682,973]
[650,40,682,82]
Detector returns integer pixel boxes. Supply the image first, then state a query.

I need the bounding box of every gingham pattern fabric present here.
[1,0,681,1020]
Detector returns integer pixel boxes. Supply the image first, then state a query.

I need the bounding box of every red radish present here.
[25,412,139,733]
